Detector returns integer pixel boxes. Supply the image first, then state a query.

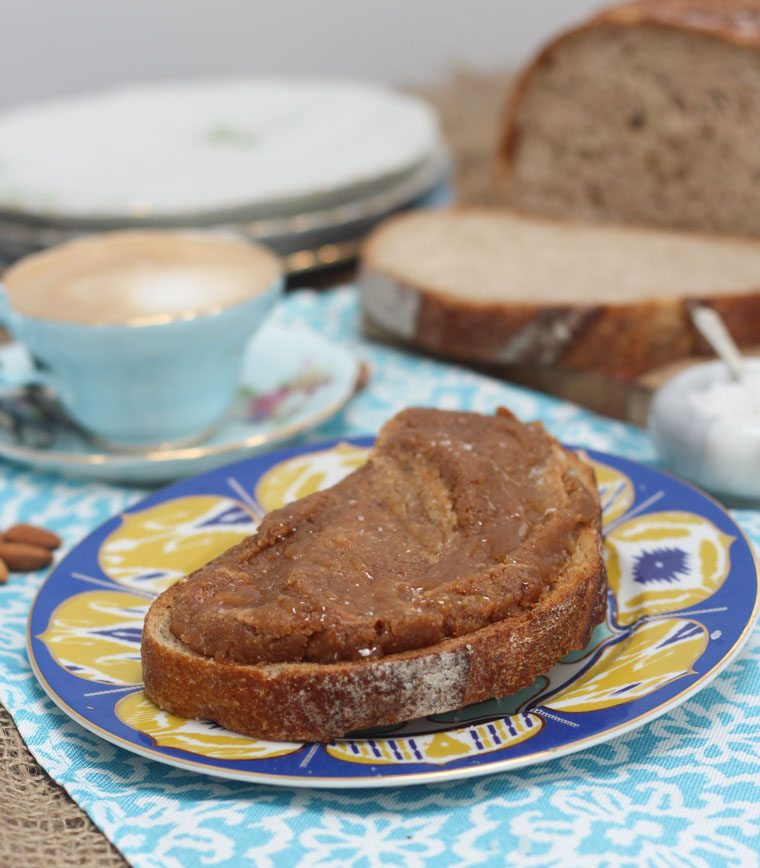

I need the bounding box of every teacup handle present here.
[0,282,50,389]
[0,281,13,326]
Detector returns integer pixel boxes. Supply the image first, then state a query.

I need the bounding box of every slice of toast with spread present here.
[142,407,607,741]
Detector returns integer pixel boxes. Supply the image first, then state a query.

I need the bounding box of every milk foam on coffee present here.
[4,232,282,325]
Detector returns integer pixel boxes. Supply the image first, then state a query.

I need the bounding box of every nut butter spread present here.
[169,407,599,664]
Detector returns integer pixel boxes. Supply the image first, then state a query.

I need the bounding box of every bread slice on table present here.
[500,0,760,235]
[142,407,607,742]
[360,208,760,380]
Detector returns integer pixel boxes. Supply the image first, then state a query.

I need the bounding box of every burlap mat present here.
[0,706,124,865]
[417,70,509,208]
[0,71,510,865]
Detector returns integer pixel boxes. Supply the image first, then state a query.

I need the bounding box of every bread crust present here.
[500,0,760,199]
[142,448,607,743]
[593,1,760,48]
[359,209,760,380]
[142,524,606,742]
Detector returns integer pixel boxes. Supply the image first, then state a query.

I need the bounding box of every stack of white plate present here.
[0,78,450,274]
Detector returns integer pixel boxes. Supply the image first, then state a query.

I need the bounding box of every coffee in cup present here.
[5,231,281,325]
[0,231,283,447]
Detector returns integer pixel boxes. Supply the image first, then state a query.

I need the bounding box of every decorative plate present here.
[0,325,360,485]
[0,170,452,277]
[0,79,440,223]
[27,440,759,788]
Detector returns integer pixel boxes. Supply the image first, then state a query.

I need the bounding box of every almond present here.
[5,524,62,550]
[0,558,7,584]
[0,542,52,572]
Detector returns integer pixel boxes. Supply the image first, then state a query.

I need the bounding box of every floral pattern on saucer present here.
[0,323,360,484]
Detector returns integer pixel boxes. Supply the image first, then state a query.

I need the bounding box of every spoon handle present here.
[691,306,745,381]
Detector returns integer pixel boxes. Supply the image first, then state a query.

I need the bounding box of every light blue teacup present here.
[0,231,283,448]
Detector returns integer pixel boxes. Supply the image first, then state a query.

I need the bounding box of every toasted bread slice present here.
[360,208,760,379]
[142,408,606,742]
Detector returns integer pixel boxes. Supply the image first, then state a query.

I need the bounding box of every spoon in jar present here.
[690,305,745,382]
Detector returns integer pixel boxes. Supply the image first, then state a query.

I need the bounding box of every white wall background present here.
[2,1,604,110]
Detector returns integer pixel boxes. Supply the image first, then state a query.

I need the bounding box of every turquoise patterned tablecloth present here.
[1,287,758,867]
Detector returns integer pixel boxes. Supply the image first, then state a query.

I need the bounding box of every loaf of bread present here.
[360,208,760,379]
[142,407,606,742]
[501,0,760,235]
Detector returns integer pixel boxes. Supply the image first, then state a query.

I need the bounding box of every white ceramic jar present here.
[649,359,760,502]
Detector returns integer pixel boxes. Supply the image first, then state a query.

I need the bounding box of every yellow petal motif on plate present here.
[577,452,635,526]
[606,511,733,626]
[544,618,707,713]
[99,496,259,595]
[327,714,543,766]
[255,442,371,511]
[116,691,303,760]
[38,591,148,684]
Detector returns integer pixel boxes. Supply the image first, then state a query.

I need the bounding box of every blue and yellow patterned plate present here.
[27,439,759,788]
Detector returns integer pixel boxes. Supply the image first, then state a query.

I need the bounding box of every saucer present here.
[0,323,361,485]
